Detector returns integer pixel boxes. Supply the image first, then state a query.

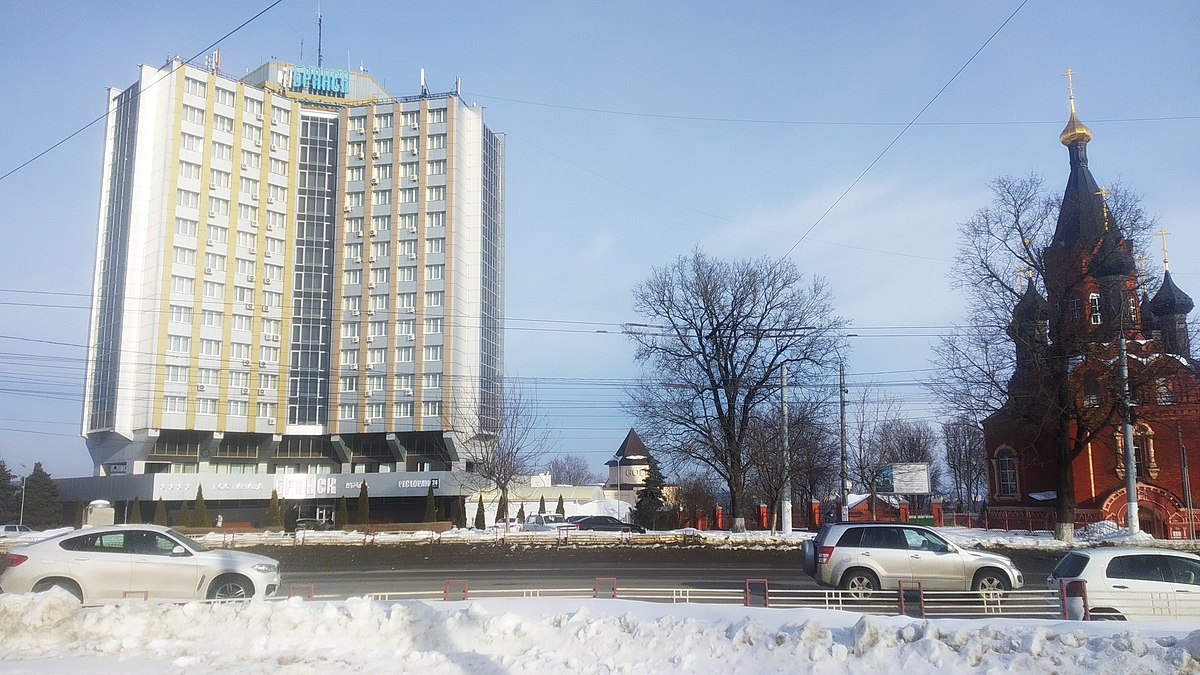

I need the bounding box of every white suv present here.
[1047,547,1200,620]
[801,522,1024,594]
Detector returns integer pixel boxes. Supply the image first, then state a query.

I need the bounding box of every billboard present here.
[873,463,931,494]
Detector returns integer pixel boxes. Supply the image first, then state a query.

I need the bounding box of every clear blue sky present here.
[0,1,1196,478]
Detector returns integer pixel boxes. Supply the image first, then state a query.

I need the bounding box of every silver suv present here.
[801,522,1024,594]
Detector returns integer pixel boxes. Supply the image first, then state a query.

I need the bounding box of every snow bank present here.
[1,590,1198,674]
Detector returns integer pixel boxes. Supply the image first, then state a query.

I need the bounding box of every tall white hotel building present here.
[70,58,503,521]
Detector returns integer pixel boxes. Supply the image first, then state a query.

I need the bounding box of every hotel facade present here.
[63,58,503,523]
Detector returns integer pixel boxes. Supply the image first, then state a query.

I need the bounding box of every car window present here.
[1052,552,1090,578]
[1108,554,1173,582]
[1166,557,1200,586]
[900,528,946,551]
[861,527,905,549]
[834,527,864,547]
[60,532,128,553]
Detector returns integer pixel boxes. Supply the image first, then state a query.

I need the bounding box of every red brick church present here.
[983,97,1199,539]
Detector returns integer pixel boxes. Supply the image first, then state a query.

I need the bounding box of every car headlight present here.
[252,563,278,574]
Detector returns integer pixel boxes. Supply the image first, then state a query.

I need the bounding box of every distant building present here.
[61,56,505,526]
[604,429,654,504]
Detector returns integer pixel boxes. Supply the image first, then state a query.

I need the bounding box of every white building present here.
[69,58,503,523]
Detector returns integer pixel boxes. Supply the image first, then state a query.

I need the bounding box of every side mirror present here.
[170,545,189,557]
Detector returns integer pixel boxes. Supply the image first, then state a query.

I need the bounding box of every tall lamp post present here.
[781,363,792,535]
[839,361,850,522]
[19,474,28,526]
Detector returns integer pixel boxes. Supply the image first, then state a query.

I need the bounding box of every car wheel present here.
[207,574,254,600]
[32,578,83,602]
[972,569,1011,597]
[839,569,880,600]
[1089,608,1126,621]
[800,541,817,575]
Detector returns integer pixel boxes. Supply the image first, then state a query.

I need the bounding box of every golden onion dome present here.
[1060,109,1092,146]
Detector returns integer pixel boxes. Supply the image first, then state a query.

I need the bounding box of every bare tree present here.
[456,382,556,525]
[670,471,722,526]
[542,454,602,486]
[744,396,836,531]
[628,248,847,532]
[846,382,902,519]
[873,419,942,513]
[941,418,987,511]
[929,174,1161,540]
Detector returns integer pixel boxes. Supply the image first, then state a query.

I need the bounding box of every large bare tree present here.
[942,418,987,511]
[456,382,556,525]
[628,249,846,532]
[744,397,837,531]
[542,454,602,486]
[929,174,1160,541]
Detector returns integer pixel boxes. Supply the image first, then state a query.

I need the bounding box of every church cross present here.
[1158,227,1172,271]
[1096,187,1110,230]
[1064,69,1078,113]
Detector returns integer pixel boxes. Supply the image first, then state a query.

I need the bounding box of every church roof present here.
[1011,280,1048,324]
[1087,227,1136,278]
[604,428,653,467]
[1149,270,1195,317]
[1052,107,1108,249]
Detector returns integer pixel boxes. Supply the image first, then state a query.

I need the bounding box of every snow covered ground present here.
[2,522,1198,673]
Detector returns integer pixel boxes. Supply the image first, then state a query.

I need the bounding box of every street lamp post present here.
[617,455,624,520]
[19,475,28,526]
[781,363,792,535]
[839,361,850,522]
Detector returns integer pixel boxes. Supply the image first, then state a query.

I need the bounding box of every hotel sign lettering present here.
[279,65,350,98]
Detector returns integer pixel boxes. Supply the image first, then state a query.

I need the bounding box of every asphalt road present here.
[254,543,1063,600]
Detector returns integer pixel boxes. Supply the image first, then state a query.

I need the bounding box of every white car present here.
[522,513,577,532]
[1047,547,1200,620]
[0,524,280,603]
[0,524,39,538]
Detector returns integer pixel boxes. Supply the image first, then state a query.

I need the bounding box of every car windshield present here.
[167,528,209,552]
[1051,552,1089,578]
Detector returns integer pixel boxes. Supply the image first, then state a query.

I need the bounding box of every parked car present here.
[573,516,645,534]
[0,524,280,603]
[293,518,334,532]
[1047,547,1200,620]
[523,513,577,532]
[566,515,589,524]
[0,524,39,538]
[489,517,524,532]
[800,522,1024,595]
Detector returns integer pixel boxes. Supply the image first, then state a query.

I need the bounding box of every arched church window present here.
[1068,296,1083,324]
[1125,295,1138,325]
[1115,423,1159,481]
[994,448,1018,498]
[1088,293,1102,325]
[1082,374,1101,408]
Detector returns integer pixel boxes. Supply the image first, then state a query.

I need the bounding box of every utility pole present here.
[19,474,27,526]
[839,361,850,522]
[1117,333,1140,534]
[781,363,792,535]
[1180,423,1195,540]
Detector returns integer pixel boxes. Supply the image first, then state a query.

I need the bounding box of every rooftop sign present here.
[279,64,350,98]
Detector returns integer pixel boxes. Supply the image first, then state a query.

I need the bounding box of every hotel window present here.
[427,238,445,254]
[426,264,444,281]
[165,365,189,383]
[424,317,443,334]
[366,402,385,420]
[402,111,419,127]
[261,345,280,363]
[425,291,444,308]
[263,290,282,307]
[349,116,366,133]
[423,345,443,362]
[240,176,259,196]
[426,160,446,176]
[269,157,288,176]
[271,107,290,125]
[261,318,281,335]
[370,294,389,311]
[402,137,419,154]
[204,252,226,271]
[212,141,232,161]
[167,335,191,353]
[397,266,416,282]
[373,138,392,155]
[199,339,222,357]
[231,315,252,331]
[367,375,386,391]
[340,376,358,393]
[265,237,284,256]
[371,268,389,285]
[209,197,230,216]
[179,161,201,181]
[198,368,220,385]
[371,241,390,258]
[267,211,286,231]
[372,215,391,232]
[396,346,414,363]
[176,217,199,236]
[427,109,446,124]
[346,192,364,208]
[397,319,415,336]
[342,322,362,340]
[267,184,288,205]
[422,373,442,389]
[345,242,363,261]
[426,212,445,229]
[236,257,255,276]
[1089,293,1102,325]
[375,112,393,129]
[201,310,223,328]
[401,163,418,179]
[422,401,442,417]
[163,396,188,413]
[398,213,417,231]
[208,224,228,243]
[395,373,414,391]
[373,164,392,181]
[257,401,278,419]
[184,77,206,97]
[346,167,365,185]
[244,97,263,117]
[343,296,361,312]
[171,276,194,294]
[173,246,197,266]
[995,448,1018,497]
[349,141,366,157]
[210,169,231,188]
[238,203,258,223]
[368,348,386,365]
[213,114,234,134]
[241,150,261,169]
[229,371,249,389]
[196,399,218,415]
[343,269,362,286]
[339,404,358,421]
[427,134,446,150]
[426,186,445,202]
[203,280,225,299]
[182,105,205,125]
[178,189,200,209]
[373,190,391,206]
[400,188,418,203]
[169,305,192,323]
[263,264,283,282]
[394,401,413,418]
[397,293,416,310]
[181,133,203,152]
[243,123,263,144]
[341,349,359,367]
[368,322,388,338]
[345,217,364,235]
[214,87,235,107]
[229,400,248,416]
[270,132,288,151]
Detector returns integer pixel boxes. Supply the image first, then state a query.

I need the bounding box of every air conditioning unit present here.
[264,278,271,285]
[209,211,217,217]
[258,389,266,396]
[410,122,419,130]
[262,305,270,312]
[368,282,376,289]
[409,149,417,156]
[196,384,206,391]
[401,387,413,396]
[372,152,380,159]
[366,336,374,343]
[267,197,275,204]
[366,364,375,370]
[241,359,251,366]
[408,253,416,260]
[372,126,380,134]
[352,337,359,343]
[241,163,248,170]
[369,256,377,263]
[408,227,418,233]
[267,418,275,425]
[207,239,214,246]
[409,175,418,182]
[367,309,376,316]
[265,223,273,230]
[209,182,217,190]
[205,267,213,275]
[258,360,266,367]
[248,274,255,281]
[241,387,250,394]
[365,391,373,398]
[356,230,365,237]
[354,256,362,263]
[249,248,257,255]
[369,228,378,236]
[405,333,415,340]
[264,251,272,258]
[255,113,263,121]
[371,178,379,185]
[357,153,365,160]
[250,194,258,201]
[244,303,254,311]
[344,206,353,213]
[352,310,360,316]
[255,139,262,147]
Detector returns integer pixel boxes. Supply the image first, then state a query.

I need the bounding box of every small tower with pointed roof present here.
[605,429,654,504]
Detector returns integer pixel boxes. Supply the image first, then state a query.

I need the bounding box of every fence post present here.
[594,577,618,599]
[444,579,469,601]
[1059,579,1088,620]
[744,579,770,607]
